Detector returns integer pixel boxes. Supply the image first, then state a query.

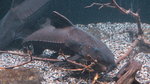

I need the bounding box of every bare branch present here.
[86,0,143,35]
[86,0,150,64]
[116,39,139,64]
[85,2,115,10]
[0,54,32,69]
[0,50,63,69]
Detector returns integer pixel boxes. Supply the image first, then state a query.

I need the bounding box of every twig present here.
[85,2,115,9]
[0,51,28,56]
[92,73,99,84]
[59,52,95,72]
[32,56,62,62]
[62,68,84,71]
[0,50,62,69]
[0,54,32,69]
[116,39,139,64]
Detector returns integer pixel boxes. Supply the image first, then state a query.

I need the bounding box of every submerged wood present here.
[0,68,43,84]
[115,60,142,84]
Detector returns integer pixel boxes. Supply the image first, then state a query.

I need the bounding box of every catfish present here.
[23,11,116,72]
[0,0,51,49]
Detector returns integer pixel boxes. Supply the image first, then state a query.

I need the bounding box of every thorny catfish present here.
[23,11,116,72]
[0,0,51,49]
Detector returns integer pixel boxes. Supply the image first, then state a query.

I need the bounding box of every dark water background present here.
[0,0,149,24]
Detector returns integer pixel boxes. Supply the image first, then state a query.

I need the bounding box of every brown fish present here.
[23,11,116,72]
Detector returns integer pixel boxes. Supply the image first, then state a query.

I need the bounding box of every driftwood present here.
[116,39,139,64]
[0,0,149,84]
[86,0,150,64]
[0,68,43,84]
[138,39,150,53]
[86,0,149,83]
[115,60,142,84]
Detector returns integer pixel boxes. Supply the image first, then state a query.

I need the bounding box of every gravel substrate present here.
[0,22,150,84]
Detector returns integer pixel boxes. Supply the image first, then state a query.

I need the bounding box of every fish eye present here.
[28,44,33,49]
[28,44,34,53]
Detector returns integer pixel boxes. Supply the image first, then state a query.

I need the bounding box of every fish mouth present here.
[106,64,117,73]
[92,62,117,73]
[91,63,107,72]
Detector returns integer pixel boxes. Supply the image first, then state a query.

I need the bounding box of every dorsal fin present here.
[11,0,25,8]
[50,11,74,28]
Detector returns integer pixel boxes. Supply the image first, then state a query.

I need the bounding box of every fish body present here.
[23,11,116,72]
